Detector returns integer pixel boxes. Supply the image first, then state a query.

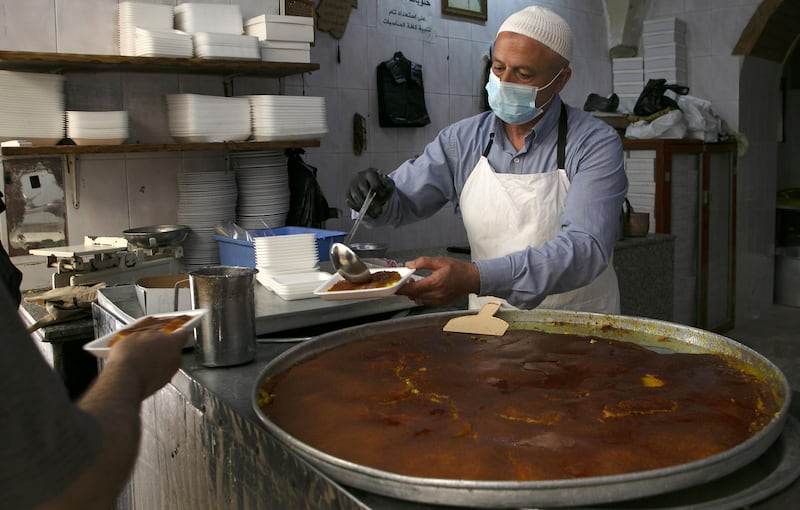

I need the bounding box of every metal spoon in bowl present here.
[330,242,371,283]
[331,190,377,283]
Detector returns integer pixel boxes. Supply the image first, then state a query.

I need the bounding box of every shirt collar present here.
[493,95,563,154]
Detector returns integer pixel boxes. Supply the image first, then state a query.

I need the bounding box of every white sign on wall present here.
[377,0,435,41]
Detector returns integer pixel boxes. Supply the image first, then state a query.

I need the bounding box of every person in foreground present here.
[0,284,188,509]
[347,6,627,313]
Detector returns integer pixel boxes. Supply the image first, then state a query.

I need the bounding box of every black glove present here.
[346,168,395,218]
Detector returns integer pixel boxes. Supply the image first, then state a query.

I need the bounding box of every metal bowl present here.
[252,309,791,508]
[123,224,188,249]
[349,242,388,258]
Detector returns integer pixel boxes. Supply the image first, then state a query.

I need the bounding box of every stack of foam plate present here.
[134,28,193,58]
[256,270,332,301]
[0,71,65,145]
[177,170,238,270]
[174,3,244,34]
[118,1,174,56]
[166,94,251,143]
[66,111,129,145]
[230,151,290,230]
[193,32,260,60]
[244,95,328,142]
[254,233,319,275]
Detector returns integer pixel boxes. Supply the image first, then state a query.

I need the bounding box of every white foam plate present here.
[83,309,208,359]
[313,268,416,301]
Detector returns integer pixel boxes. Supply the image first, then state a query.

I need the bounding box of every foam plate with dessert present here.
[313,267,416,300]
[84,308,208,358]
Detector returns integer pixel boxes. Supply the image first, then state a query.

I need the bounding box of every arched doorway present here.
[733,0,800,314]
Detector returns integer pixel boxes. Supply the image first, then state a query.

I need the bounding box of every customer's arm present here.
[36,328,187,510]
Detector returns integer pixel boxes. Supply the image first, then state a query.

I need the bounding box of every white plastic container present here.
[613,69,644,83]
[643,17,686,34]
[645,55,687,71]
[612,57,643,71]
[614,83,645,96]
[174,3,244,35]
[260,40,311,63]
[644,68,687,84]
[644,42,686,59]
[642,30,686,47]
[245,14,314,43]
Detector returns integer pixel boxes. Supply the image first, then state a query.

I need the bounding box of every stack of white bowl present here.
[244,95,328,142]
[174,3,244,34]
[178,169,238,270]
[0,71,64,145]
[253,232,330,300]
[230,151,290,230]
[118,1,174,57]
[66,111,129,146]
[134,27,193,58]
[166,94,251,143]
[192,32,260,60]
[254,233,319,274]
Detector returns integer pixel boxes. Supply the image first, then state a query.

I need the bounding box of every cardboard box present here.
[135,274,191,314]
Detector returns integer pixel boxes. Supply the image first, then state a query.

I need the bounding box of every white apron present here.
[460,111,620,314]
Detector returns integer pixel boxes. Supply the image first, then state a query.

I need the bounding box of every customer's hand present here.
[395,256,480,307]
[346,168,395,218]
[105,328,189,401]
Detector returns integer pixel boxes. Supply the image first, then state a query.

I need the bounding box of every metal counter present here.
[93,287,800,510]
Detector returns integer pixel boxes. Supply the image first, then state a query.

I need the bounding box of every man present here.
[0,283,188,509]
[347,6,627,313]
[0,190,22,306]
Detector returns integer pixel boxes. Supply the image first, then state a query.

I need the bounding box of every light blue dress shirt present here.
[370,95,628,309]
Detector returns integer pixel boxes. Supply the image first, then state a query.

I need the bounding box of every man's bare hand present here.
[396,256,480,307]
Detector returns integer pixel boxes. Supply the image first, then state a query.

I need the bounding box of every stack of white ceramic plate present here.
[244,95,328,141]
[134,28,193,58]
[174,3,244,34]
[177,170,238,269]
[166,94,251,143]
[254,233,319,275]
[230,151,290,230]
[256,270,332,301]
[66,111,129,145]
[193,32,260,60]
[0,71,64,145]
[118,1,174,56]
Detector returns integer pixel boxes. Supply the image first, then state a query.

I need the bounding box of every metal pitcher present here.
[189,265,257,367]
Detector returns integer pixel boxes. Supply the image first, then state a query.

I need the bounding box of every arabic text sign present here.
[377,0,434,41]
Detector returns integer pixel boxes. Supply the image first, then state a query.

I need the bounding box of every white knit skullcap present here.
[497,6,573,62]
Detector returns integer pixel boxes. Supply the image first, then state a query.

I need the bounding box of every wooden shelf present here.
[0,139,320,156]
[0,50,319,77]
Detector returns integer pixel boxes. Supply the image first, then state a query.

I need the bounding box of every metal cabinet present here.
[622,139,737,332]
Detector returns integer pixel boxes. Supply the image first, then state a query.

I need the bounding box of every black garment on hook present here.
[377,51,430,128]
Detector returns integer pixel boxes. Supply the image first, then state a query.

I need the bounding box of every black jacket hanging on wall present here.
[377,51,430,128]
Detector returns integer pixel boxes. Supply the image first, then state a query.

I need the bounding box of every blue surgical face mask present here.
[485,69,562,125]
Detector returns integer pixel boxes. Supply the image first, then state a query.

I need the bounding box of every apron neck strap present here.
[557,102,568,170]
[482,103,567,164]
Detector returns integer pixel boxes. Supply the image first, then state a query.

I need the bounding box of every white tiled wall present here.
[0,0,791,322]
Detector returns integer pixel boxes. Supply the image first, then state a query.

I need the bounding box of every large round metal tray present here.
[251,309,791,508]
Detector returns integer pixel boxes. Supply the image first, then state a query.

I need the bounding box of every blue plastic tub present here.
[214,227,345,267]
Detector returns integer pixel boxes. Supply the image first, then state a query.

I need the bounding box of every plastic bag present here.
[677,95,720,142]
[625,109,687,139]
[633,78,689,117]
[583,93,619,113]
[285,149,337,229]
